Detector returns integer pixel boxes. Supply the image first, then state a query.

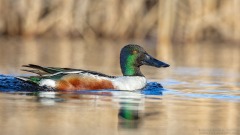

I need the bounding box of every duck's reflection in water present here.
[115,89,162,129]
[33,82,164,130]
[117,92,144,129]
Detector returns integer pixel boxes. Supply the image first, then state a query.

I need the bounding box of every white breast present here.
[39,79,56,87]
[111,76,147,91]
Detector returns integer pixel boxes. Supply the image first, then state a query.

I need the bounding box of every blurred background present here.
[0,0,239,42]
[0,0,239,74]
[0,1,240,135]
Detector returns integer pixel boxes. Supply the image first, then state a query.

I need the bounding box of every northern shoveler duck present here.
[17,44,170,91]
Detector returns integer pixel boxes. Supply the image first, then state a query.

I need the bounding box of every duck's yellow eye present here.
[133,50,138,54]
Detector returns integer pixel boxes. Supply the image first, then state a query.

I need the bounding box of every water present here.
[0,38,239,135]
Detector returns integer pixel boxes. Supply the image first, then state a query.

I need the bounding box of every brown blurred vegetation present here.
[0,0,239,43]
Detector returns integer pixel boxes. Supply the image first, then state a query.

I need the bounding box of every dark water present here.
[0,38,239,135]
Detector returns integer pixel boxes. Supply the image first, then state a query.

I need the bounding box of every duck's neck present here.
[121,65,143,76]
[120,55,143,76]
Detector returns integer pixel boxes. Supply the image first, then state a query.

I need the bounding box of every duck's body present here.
[17,44,169,91]
[20,65,147,91]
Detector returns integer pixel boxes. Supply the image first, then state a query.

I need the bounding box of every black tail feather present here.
[22,64,56,74]
[22,64,44,70]
[21,69,46,76]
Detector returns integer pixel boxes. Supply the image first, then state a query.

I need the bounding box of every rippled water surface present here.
[0,38,239,135]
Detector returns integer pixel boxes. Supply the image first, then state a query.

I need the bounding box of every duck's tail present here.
[15,75,42,85]
[21,64,59,75]
[15,76,29,82]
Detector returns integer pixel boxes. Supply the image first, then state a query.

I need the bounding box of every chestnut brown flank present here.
[56,75,114,90]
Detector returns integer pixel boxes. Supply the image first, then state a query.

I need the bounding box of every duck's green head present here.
[120,44,170,76]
